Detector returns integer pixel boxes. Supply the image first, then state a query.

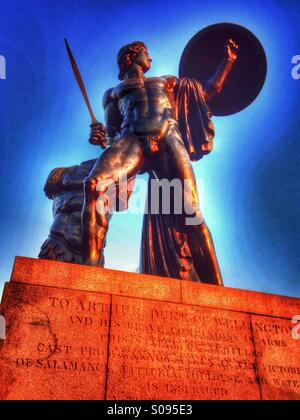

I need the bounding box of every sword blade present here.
[64,38,98,125]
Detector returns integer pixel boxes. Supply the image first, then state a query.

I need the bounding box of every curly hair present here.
[117,41,148,80]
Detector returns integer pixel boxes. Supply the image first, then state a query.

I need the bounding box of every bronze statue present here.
[39,159,104,266]
[79,39,239,285]
[40,24,268,284]
[39,158,131,266]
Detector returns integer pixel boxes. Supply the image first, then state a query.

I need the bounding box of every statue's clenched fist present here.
[225,38,239,62]
[89,122,107,149]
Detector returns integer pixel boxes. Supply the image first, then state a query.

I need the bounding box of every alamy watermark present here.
[95,176,205,226]
[291,315,300,340]
[0,55,6,80]
[0,315,5,340]
[292,55,300,80]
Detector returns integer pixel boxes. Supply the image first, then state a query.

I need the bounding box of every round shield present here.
[179,23,267,116]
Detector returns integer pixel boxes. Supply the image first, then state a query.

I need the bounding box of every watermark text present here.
[292,315,300,340]
[95,176,205,226]
[0,315,6,340]
[0,55,6,80]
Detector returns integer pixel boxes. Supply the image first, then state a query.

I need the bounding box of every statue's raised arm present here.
[204,38,239,103]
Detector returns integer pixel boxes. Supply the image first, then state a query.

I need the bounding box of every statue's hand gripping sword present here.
[64,38,107,148]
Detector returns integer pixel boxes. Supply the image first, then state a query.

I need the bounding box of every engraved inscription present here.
[107,297,261,400]
[251,316,300,400]
[0,283,111,400]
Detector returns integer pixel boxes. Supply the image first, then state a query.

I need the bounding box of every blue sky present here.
[0,0,299,297]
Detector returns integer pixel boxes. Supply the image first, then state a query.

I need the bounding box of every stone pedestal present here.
[0,257,299,400]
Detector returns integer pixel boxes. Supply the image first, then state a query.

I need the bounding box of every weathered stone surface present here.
[182,280,300,320]
[106,296,261,400]
[0,282,110,400]
[1,257,299,400]
[251,315,300,400]
[11,257,181,304]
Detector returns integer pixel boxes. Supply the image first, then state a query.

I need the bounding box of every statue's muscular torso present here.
[104,76,178,139]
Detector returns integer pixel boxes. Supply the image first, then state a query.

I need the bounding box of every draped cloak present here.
[140,78,218,283]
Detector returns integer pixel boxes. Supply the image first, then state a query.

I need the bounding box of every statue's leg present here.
[82,136,144,266]
[153,126,223,285]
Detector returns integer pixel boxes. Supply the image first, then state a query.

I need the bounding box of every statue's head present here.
[117,41,151,80]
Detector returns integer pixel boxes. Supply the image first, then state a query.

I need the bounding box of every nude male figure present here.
[82,39,238,285]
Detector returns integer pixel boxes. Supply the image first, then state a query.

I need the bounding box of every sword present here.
[64,38,99,126]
